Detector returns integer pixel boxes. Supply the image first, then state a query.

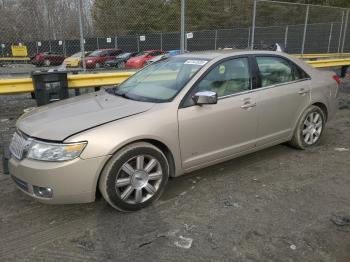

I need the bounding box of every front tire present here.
[118,61,125,69]
[99,142,169,212]
[289,105,325,149]
[44,59,51,67]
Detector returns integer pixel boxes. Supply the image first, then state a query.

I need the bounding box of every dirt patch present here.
[0,91,350,261]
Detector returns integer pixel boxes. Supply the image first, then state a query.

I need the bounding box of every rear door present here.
[253,55,311,146]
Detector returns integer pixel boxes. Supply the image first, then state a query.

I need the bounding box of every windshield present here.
[88,50,103,57]
[71,52,82,57]
[115,57,208,103]
[134,51,148,57]
[117,53,131,59]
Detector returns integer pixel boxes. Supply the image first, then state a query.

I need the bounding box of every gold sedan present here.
[8,51,339,211]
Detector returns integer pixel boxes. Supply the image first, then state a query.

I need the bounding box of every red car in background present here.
[84,49,123,69]
[30,52,65,67]
[126,50,165,69]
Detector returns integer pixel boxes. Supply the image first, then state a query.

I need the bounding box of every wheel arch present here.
[312,102,328,122]
[95,138,176,200]
[291,101,329,142]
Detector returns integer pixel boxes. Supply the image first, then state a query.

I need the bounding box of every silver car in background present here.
[8,51,339,211]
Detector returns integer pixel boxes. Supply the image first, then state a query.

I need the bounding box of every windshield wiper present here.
[115,92,136,101]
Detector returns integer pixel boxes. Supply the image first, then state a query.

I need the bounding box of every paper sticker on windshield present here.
[184,60,208,66]
[219,65,225,74]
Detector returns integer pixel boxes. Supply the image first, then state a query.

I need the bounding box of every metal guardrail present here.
[0,54,348,62]
[0,72,135,94]
[307,58,350,68]
[0,57,30,61]
[294,53,350,59]
[0,58,350,95]
[0,77,33,94]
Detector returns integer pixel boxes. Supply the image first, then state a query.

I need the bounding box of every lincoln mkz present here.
[8,51,339,211]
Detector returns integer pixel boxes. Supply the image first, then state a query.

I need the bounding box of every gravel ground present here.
[0,87,350,262]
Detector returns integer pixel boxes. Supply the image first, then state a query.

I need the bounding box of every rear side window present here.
[292,64,309,80]
[150,51,161,56]
[100,51,108,57]
[109,50,122,56]
[256,56,295,87]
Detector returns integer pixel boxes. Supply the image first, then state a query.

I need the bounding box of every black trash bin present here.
[2,146,10,175]
[31,70,69,106]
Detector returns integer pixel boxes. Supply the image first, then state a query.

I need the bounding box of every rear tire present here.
[289,105,325,149]
[99,142,169,212]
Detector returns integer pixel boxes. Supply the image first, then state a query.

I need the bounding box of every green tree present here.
[92,0,177,35]
[91,0,350,36]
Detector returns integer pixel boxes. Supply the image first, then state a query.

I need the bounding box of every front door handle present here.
[241,102,257,109]
[298,88,310,95]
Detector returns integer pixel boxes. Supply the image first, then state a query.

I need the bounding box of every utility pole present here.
[180,0,185,53]
[77,0,86,70]
[251,0,257,50]
[301,5,310,57]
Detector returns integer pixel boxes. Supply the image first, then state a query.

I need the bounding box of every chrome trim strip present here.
[218,78,311,100]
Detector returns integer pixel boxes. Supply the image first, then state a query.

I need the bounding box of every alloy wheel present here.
[302,111,323,145]
[115,155,163,204]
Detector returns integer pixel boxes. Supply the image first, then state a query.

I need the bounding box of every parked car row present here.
[30,52,66,67]
[30,49,181,69]
[63,51,91,67]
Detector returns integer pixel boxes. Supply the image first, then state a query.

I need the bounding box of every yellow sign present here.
[11,45,28,57]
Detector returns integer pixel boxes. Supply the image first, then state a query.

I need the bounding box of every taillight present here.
[332,75,341,85]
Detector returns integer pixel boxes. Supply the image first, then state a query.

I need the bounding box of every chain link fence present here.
[252,0,349,54]
[0,0,349,76]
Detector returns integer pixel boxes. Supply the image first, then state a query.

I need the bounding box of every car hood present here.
[63,57,78,64]
[85,56,98,61]
[65,57,79,61]
[17,91,155,141]
[128,56,146,62]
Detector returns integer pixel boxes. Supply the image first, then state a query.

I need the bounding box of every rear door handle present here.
[241,102,257,109]
[298,88,310,95]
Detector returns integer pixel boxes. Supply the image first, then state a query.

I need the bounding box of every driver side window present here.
[197,58,251,97]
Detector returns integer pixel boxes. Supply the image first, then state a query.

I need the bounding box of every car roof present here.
[98,48,121,51]
[175,50,292,60]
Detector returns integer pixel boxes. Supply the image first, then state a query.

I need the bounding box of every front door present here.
[178,57,259,170]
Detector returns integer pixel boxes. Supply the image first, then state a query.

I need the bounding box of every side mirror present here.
[192,91,218,105]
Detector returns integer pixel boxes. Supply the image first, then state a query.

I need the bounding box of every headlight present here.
[87,59,93,63]
[27,140,87,161]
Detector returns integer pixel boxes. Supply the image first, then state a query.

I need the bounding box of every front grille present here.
[11,175,29,192]
[9,131,29,160]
